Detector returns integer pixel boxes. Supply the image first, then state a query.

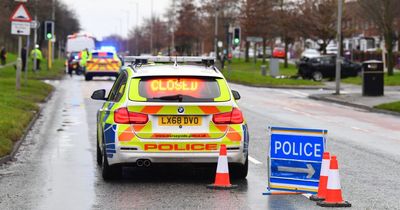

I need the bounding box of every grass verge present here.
[0,58,65,157]
[374,101,400,113]
[222,58,322,87]
[342,71,400,86]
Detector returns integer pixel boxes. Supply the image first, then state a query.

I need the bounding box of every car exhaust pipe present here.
[143,159,151,167]
[136,159,144,167]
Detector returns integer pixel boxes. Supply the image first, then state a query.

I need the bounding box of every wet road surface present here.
[0,76,399,209]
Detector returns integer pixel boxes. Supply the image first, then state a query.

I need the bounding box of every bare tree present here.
[300,0,337,54]
[358,0,399,76]
[273,0,300,68]
[174,0,202,55]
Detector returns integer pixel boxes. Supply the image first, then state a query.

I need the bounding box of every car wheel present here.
[101,148,122,181]
[85,75,92,81]
[312,71,323,81]
[298,66,307,79]
[230,156,248,180]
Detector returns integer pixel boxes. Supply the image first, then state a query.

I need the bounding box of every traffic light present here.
[44,21,54,40]
[233,27,240,45]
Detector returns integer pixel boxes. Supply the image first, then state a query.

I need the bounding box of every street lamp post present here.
[335,0,343,95]
[135,2,139,55]
[150,0,153,55]
[122,10,130,53]
[214,6,219,60]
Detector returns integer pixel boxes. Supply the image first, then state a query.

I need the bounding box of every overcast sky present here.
[62,0,172,39]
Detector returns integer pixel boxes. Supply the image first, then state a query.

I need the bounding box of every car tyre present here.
[231,156,248,180]
[101,149,122,181]
[298,66,307,79]
[312,71,323,81]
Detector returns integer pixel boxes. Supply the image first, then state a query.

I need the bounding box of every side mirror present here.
[232,90,241,100]
[91,89,107,100]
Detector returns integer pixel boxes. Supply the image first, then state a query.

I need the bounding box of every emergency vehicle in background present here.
[65,33,96,75]
[84,49,122,81]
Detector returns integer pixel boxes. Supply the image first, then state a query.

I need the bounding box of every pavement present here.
[310,82,400,116]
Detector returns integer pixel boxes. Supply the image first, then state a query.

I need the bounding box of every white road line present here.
[283,107,300,113]
[249,156,262,165]
[351,126,370,133]
[292,90,309,97]
[302,193,312,199]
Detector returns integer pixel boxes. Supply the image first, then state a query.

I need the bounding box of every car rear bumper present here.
[107,148,246,165]
[85,71,119,77]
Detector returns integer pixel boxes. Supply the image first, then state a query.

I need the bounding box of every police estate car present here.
[91,56,249,180]
[84,50,122,81]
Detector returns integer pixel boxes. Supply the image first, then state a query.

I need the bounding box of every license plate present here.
[158,116,202,126]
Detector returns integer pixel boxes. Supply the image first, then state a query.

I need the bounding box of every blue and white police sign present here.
[267,126,327,193]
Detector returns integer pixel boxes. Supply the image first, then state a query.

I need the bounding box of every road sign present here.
[267,126,327,193]
[11,21,31,36]
[246,36,263,43]
[30,20,40,29]
[10,4,32,22]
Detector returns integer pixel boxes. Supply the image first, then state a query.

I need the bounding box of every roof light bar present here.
[123,56,216,66]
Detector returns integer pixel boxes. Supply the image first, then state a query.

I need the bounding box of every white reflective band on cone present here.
[216,156,229,173]
[320,159,330,176]
[327,170,341,190]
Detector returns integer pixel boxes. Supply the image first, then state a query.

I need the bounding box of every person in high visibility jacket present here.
[30,44,43,70]
[79,48,89,71]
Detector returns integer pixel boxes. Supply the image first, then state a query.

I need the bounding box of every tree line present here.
[0,0,80,56]
[105,0,399,75]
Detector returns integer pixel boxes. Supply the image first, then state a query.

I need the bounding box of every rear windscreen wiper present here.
[153,94,196,102]
[153,94,183,101]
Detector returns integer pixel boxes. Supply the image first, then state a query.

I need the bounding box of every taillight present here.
[114,108,148,124]
[129,112,148,124]
[212,108,243,124]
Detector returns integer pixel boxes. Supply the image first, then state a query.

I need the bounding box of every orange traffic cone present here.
[310,152,330,201]
[317,156,351,207]
[207,144,237,189]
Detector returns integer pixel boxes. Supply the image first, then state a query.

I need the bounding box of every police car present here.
[91,56,249,180]
[84,50,122,81]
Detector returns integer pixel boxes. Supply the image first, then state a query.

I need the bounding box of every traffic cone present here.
[310,152,330,201]
[317,156,351,207]
[207,144,237,189]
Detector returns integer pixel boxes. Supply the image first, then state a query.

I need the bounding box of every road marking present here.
[283,107,300,113]
[249,156,262,165]
[302,193,312,199]
[351,126,369,132]
[292,90,309,97]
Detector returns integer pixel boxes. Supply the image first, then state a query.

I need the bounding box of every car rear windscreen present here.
[137,77,221,102]
[92,52,114,59]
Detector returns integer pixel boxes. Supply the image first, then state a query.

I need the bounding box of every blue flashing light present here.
[100,46,117,52]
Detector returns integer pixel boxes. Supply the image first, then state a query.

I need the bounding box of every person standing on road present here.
[79,48,89,73]
[21,47,27,71]
[0,46,7,66]
[30,45,43,70]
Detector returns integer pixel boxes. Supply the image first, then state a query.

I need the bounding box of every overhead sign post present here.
[265,126,327,194]
[10,3,32,90]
